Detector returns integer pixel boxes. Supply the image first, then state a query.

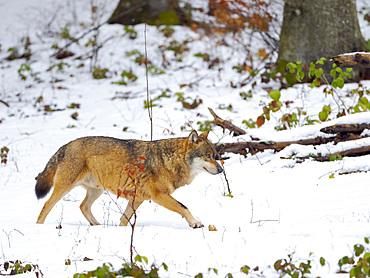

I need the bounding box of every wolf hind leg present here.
[80,187,104,225]
[36,183,73,224]
[119,198,144,226]
[151,193,203,228]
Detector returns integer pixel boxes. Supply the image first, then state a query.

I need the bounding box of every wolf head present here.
[187,130,223,176]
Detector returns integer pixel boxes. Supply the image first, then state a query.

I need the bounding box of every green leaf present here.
[365,237,370,244]
[350,266,362,277]
[299,70,304,81]
[320,257,326,266]
[162,262,168,271]
[319,111,328,122]
[134,255,142,263]
[338,256,349,267]
[323,105,331,114]
[309,68,315,78]
[359,97,369,105]
[336,77,344,88]
[330,154,342,162]
[317,57,326,65]
[241,265,250,274]
[315,68,323,78]
[286,62,297,73]
[269,90,281,101]
[354,105,361,113]
[310,79,318,88]
[354,244,365,257]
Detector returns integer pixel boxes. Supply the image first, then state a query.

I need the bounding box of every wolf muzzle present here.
[216,164,223,174]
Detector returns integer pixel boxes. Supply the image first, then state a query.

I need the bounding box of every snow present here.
[338,52,370,56]
[1,0,370,277]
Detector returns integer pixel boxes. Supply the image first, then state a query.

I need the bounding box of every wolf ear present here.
[189,130,199,143]
[199,131,209,139]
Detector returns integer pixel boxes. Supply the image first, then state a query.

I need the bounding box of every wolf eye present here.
[206,154,211,159]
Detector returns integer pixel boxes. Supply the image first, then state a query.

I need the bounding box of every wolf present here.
[35,130,223,228]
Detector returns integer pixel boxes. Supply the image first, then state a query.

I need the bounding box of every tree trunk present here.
[108,0,182,26]
[278,0,366,80]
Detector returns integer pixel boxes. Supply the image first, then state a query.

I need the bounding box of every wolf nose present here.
[217,164,223,174]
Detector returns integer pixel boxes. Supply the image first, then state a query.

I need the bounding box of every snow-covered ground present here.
[1,0,370,277]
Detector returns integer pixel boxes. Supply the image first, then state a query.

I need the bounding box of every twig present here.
[221,163,232,196]
[129,202,137,264]
[0,100,9,107]
[250,200,254,223]
[144,24,153,141]
[251,219,279,224]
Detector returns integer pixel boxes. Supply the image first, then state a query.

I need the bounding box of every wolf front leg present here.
[152,193,203,228]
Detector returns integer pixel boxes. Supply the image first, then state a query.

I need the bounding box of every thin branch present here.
[144,24,153,141]
[0,100,9,107]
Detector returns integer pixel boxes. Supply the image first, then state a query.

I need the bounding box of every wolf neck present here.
[166,139,193,188]
[145,138,192,189]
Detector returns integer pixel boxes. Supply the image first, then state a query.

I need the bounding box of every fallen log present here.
[215,136,338,157]
[215,134,370,157]
[208,108,370,160]
[286,145,370,162]
[331,53,370,68]
[320,123,370,135]
[315,145,370,161]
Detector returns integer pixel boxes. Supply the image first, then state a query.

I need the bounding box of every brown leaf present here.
[256,115,265,128]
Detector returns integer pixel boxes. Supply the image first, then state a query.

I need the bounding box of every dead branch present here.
[331,53,370,68]
[208,107,246,136]
[315,145,370,162]
[320,123,370,134]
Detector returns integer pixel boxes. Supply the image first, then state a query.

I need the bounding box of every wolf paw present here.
[190,221,204,229]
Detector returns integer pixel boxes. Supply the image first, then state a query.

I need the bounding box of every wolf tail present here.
[35,145,66,199]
